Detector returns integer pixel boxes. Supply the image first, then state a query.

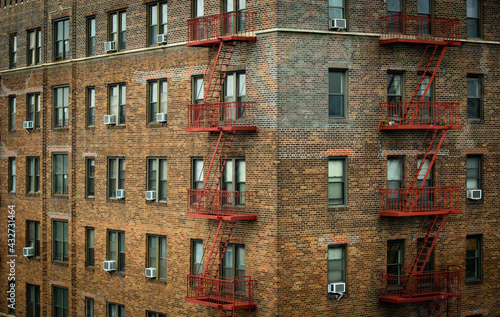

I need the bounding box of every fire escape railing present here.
[187,102,256,130]
[188,11,256,43]
[380,15,460,43]
[187,189,257,218]
[379,101,460,128]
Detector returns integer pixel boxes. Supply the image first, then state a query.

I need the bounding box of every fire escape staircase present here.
[378,16,462,317]
[185,13,258,317]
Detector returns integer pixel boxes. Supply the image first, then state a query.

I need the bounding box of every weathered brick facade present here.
[0,0,499,316]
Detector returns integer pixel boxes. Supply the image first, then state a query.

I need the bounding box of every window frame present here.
[467,0,482,39]
[53,19,70,61]
[26,220,41,258]
[147,79,168,124]
[27,157,40,194]
[146,234,167,281]
[27,283,40,317]
[87,87,96,127]
[466,235,482,282]
[85,297,95,317]
[387,72,404,102]
[328,157,347,207]
[108,83,126,125]
[86,227,95,268]
[86,157,95,198]
[27,93,41,129]
[387,240,404,285]
[221,243,245,279]
[107,302,125,317]
[191,239,204,275]
[53,286,68,317]
[52,220,69,263]
[9,33,17,68]
[108,10,127,51]
[328,0,346,21]
[221,157,246,205]
[53,85,70,128]
[108,157,125,199]
[107,230,125,273]
[52,153,69,196]
[9,95,16,131]
[8,157,16,193]
[327,244,347,284]
[148,2,168,46]
[466,155,482,191]
[328,70,347,118]
[27,28,42,66]
[467,75,482,120]
[87,16,96,56]
[147,157,168,202]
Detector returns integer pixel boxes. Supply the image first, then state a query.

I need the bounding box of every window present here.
[387,240,404,283]
[148,2,168,46]
[417,0,432,35]
[387,0,402,15]
[147,158,167,202]
[108,230,125,273]
[222,244,245,279]
[466,156,481,190]
[192,158,203,203]
[27,221,40,258]
[87,17,96,56]
[9,96,16,131]
[328,245,346,284]
[191,240,203,274]
[467,76,482,120]
[387,73,403,102]
[387,157,403,190]
[416,158,432,187]
[87,87,95,127]
[223,72,246,120]
[328,158,347,206]
[85,297,94,317]
[27,93,41,129]
[193,0,203,18]
[27,284,40,317]
[108,158,125,199]
[466,235,482,282]
[27,157,40,194]
[328,0,345,20]
[192,75,204,104]
[107,303,125,317]
[329,70,346,117]
[222,0,246,35]
[147,235,167,281]
[86,158,95,197]
[416,75,433,102]
[416,238,434,272]
[53,154,68,195]
[53,86,69,128]
[8,157,15,193]
[148,80,168,124]
[467,0,481,38]
[54,19,69,61]
[109,84,126,125]
[9,33,17,68]
[86,227,95,267]
[53,220,68,262]
[147,312,165,317]
[109,10,126,51]
[28,29,42,66]
[222,158,245,205]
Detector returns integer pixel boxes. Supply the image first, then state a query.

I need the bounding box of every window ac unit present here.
[328,282,346,294]
[104,41,117,52]
[23,121,34,129]
[116,189,126,199]
[156,113,167,123]
[103,260,116,272]
[103,114,116,125]
[467,189,482,200]
[329,18,347,30]
[23,247,34,257]
[145,191,156,201]
[145,267,156,278]
[156,34,167,44]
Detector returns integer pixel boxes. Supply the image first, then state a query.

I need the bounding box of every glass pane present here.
[160,160,167,180]
[387,74,401,95]
[329,8,343,19]
[88,229,94,248]
[55,221,63,240]
[466,238,478,251]
[466,258,477,277]
[237,160,245,182]
[194,242,203,264]
[387,265,400,276]
[111,14,118,33]
[224,160,233,182]
[329,72,343,94]
[110,87,118,115]
[225,0,234,12]
[387,159,402,181]
[150,6,157,25]
[417,159,431,180]
[160,82,168,113]
[238,74,246,96]
[328,271,342,283]
[195,78,204,101]
[329,0,343,7]
[329,95,344,116]
[238,0,246,10]
[417,0,430,14]
[148,237,157,266]
[467,0,479,18]
[328,160,343,178]
[224,246,234,268]
[196,0,203,17]
[328,183,342,199]
[328,259,343,271]
[225,74,234,99]
[237,247,245,270]
[467,19,479,38]
[467,78,479,98]
[467,99,480,118]
[387,0,401,12]
[467,157,479,172]
[328,247,343,260]
[161,4,168,25]
[466,179,478,189]
[195,160,203,181]
[90,19,95,36]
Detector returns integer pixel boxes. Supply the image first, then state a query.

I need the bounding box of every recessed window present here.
[387,240,404,284]
[86,158,95,197]
[52,220,68,263]
[466,235,482,282]
[86,227,95,268]
[87,17,96,56]
[107,302,125,317]
[9,33,17,68]
[108,84,126,125]
[467,0,481,38]
[222,243,245,278]
[108,230,125,273]
[387,73,403,102]
[27,157,40,194]
[8,157,16,193]
[148,2,168,46]
[329,70,347,118]
[53,286,68,316]
[191,240,203,275]
[109,10,126,51]
[148,80,168,124]
[328,158,347,206]
[466,156,482,190]
[387,0,402,15]
[108,157,125,199]
[147,158,167,202]
[9,96,16,131]
[27,221,40,258]
[27,93,41,129]
[147,235,167,281]
[223,72,246,120]
[416,75,434,102]
[27,283,40,317]
[222,158,245,205]
[328,245,346,284]
[87,87,95,127]
[28,29,42,66]
[53,154,68,195]
[191,158,203,204]
[85,297,94,317]
[53,86,69,128]
[54,19,69,61]
[192,75,204,104]
[467,76,482,120]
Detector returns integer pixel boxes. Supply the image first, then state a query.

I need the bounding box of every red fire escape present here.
[378,15,462,317]
[184,11,258,317]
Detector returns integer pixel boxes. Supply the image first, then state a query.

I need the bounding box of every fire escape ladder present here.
[203,42,236,105]
[200,220,235,280]
[426,299,446,317]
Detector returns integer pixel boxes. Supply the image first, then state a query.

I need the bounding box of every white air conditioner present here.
[329,18,347,30]
[328,282,346,294]
[103,260,116,272]
[156,113,167,123]
[23,247,34,257]
[23,121,34,129]
[156,34,167,44]
[104,41,117,52]
[145,191,156,201]
[145,267,156,278]
[467,189,482,200]
[116,189,126,199]
[103,114,117,125]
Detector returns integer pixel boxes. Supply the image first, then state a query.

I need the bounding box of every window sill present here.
[27,257,41,262]
[85,126,95,130]
[467,119,484,124]
[466,198,484,206]
[52,261,69,267]
[52,195,69,199]
[53,127,69,131]
[146,278,167,285]
[465,279,482,285]
[85,267,95,272]
[106,125,126,129]
[107,198,126,203]
[328,205,349,212]
[329,117,349,122]
[146,200,167,205]
[26,193,41,197]
[85,196,95,200]
[146,122,168,128]
[327,292,348,299]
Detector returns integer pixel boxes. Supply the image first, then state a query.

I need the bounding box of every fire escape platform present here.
[185,213,258,221]
[379,209,460,217]
[186,126,258,132]
[185,297,258,310]
[379,293,459,304]
[379,125,461,131]
[187,36,257,47]
[379,39,461,46]
[187,189,258,221]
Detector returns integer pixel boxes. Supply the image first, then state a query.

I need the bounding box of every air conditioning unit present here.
[23,247,34,257]
[145,267,156,278]
[104,41,117,52]
[116,189,126,199]
[103,260,116,272]
[23,121,34,129]
[103,114,116,125]
[156,34,167,44]
[329,18,347,30]
[467,189,482,200]
[328,282,346,294]
[145,191,156,201]
[156,113,167,123]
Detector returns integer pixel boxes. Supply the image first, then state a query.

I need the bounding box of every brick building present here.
[0,0,499,316]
